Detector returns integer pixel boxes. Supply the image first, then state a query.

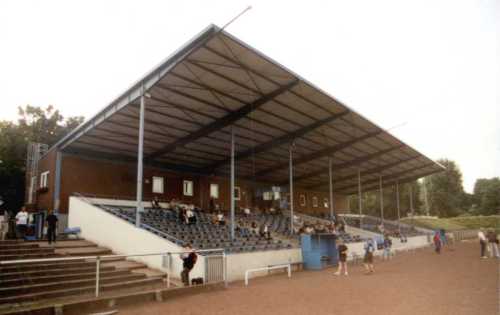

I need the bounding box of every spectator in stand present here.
[45,210,59,245]
[433,231,442,254]
[382,234,392,260]
[15,207,29,240]
[251,221,259,235]
[486,229,499,259]
[186,208,195,225]
[151,196,161,209]
[304,225,315,234]
[180,244,198,286]
[338,221,346,234]
[478,229,488,259]
[216,212,225,226]
[261,224,271,240]
[363,238,375,274]
[243,208,251,217]
[334,239,348,276]
[178,208,186,224]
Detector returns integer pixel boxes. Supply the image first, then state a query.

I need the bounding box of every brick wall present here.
[35,152,347,216]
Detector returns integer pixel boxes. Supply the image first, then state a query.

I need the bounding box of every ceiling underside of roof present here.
[62,25,443,195]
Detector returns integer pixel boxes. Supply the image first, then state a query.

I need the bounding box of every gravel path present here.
[117,241,499,315]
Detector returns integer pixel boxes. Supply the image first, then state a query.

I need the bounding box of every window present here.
[273,191,281,200]
[263,191,273,201]
[323,198,329,208]
[40,171,49,188]
[183,180,193,196]
[210,184,219,199]
[234,186,241,200]
[152,176,164,194]
[312,196,318,208]
[299,194,306,206]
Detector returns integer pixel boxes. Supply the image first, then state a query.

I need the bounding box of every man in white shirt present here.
[478,229,487,259]
[15,207,29,240]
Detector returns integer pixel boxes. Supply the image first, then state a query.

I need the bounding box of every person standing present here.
[334,239,348,276]
[478,229,488,259]
[363,238,375,274]
[433,231,442,254]
[382,234,392,260]
[46,211,59,245]
[15,207,29,240]
[486,229,499,259]
[180,244,197,286]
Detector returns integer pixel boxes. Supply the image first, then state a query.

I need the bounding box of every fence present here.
[0,249,226,298]
[451,229,478,242]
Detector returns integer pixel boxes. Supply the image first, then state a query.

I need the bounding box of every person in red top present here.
[433,231,442,254]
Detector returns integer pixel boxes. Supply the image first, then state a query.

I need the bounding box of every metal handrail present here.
[0,248,226,297]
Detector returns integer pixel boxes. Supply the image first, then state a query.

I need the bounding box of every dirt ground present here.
[117,241,498,315]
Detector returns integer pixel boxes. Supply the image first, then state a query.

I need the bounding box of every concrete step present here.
[0,260,97,273]
[55,247,112,257]
[0,276,164,305]
[0,248,55,256]
[0,265,117,281]
[0,244,39,250]
[33,240,97,249]
[0,253,61,261]
[0,270,132,287]
[0,274,147,298]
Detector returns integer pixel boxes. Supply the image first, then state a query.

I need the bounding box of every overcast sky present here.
[1,0,498,192]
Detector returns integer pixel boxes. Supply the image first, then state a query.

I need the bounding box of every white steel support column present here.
[136,92,145,227]
[423,178,430,216]
[409,184,414,216]
[328,156,334,219]
[396,180,401,230]
[230,127,235,241]
[53,151,62,214]
[357,169,362,228]
[289,144,294,234]
[379,174,384,223]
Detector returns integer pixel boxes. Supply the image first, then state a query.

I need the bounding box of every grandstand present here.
[6,24,445,313]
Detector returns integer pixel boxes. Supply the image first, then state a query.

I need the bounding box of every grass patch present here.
[402,215,500,232]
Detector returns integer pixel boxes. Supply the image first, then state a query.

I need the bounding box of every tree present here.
[423,159,465,217]
[473,178,500,215]
[0,105,83,213]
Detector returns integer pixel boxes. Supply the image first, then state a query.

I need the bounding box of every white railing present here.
[0,248,226,297]
[244,264,291,286]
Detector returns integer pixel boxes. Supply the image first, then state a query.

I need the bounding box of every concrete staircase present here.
[0,239,169,314]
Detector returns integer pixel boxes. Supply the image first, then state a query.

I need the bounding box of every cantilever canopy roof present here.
[55,24,444,195]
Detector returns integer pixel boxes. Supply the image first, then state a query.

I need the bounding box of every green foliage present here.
[423,159,465,217]
[473,178,500,215]
[0,105,83,213]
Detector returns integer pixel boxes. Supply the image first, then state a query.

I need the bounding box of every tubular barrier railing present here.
[0,248,226,297]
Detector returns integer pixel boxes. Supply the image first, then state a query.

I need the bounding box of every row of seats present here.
[97,205,293,253]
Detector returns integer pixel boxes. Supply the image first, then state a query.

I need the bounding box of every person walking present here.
[180,244,197,286]
[486,229,499,259]
[478,229,488,259]
[433,231,442,254]
[363,238,375,274]
[45,210,59,245]
[15,207,29,240]
[334,239,348,276]
[382,234,392,260]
